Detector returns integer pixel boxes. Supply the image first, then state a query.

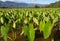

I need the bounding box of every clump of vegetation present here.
[0,8,60,41]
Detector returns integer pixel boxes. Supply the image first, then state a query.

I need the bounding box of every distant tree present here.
[2,7,8,8]
[34,5,40,8]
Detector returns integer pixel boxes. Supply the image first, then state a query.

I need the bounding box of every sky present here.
[0,0,59,4]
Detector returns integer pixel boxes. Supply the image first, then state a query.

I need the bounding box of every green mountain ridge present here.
[46,1,60,8]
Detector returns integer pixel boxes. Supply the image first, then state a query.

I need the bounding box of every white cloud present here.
[1,0,14,2]
[1,0,6,2]
[14,0,25,2]
[13,0,35,3]
[0,0,59,4]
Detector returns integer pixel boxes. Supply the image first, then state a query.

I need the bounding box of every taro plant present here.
[22,23,35,41]
[0,8,60,41]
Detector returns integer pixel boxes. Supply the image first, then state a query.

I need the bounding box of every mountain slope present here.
[0,1,29,7]
[0,1,46,8]
[46,1,60,8]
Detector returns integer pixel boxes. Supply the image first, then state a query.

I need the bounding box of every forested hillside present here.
[46,1,60,8]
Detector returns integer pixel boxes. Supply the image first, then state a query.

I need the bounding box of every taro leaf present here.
[50,14,54,19]
[39,20,45,32]
[15,19,21,27]
[33,13,38,17]
[21,24,35,41]
[28,23,35,41]
[29,13,32,18]
[24,19,28,24]
[1,16,9,24]
[22,25,28,36]
[43,12,46,17]
[13,22,16,29]
[44,17,49,22]
[53,17,58,24]
[1,24,10,41]
[43,21,54,39]
[1,17,4,24]
[33,17,39,25]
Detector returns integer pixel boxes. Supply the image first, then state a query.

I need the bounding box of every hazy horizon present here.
[0,0,59,4]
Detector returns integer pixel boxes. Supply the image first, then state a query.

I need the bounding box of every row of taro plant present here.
[0,8,60,41]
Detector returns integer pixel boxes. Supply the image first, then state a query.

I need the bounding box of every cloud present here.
[1,0,6,2]
[0,0,59,4]
[1,0,14,2]
[14,0,24,2]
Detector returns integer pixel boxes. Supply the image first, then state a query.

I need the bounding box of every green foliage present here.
[0,8,60,41]
[28,23,35,41]
[22,23,35,41]
[1,24,10,41]
[1,17,4,24]
[43,21,54,39]
[39,20,45,32]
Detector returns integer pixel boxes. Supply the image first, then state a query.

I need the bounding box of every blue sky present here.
[0,0,59,4]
